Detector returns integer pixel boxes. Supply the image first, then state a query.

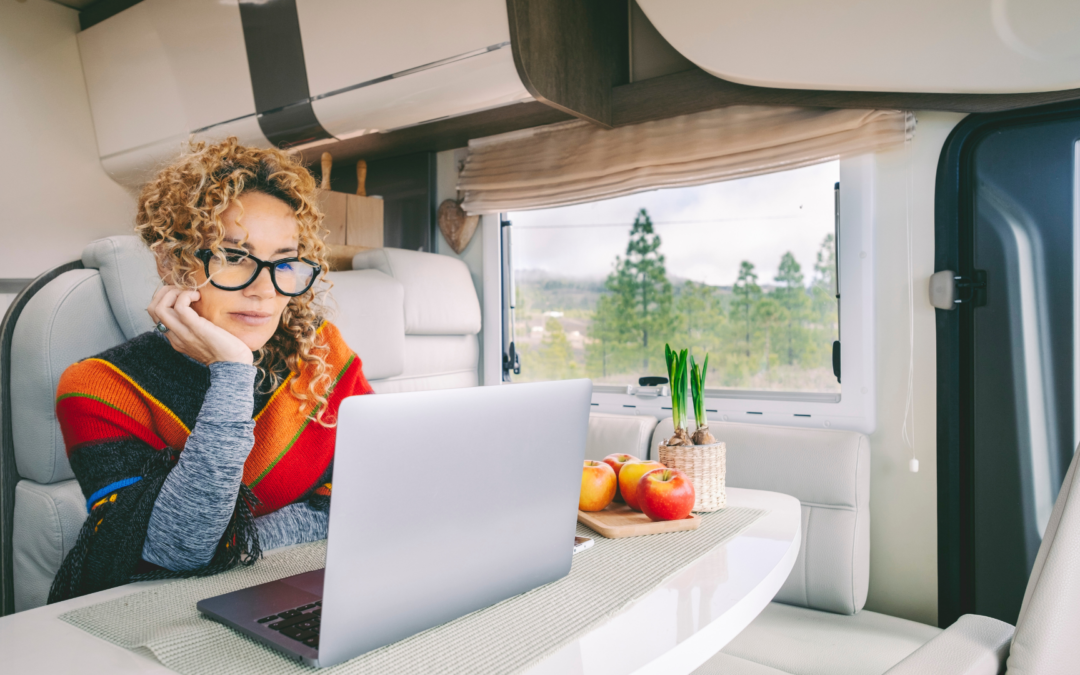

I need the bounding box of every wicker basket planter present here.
[657,441,727,512]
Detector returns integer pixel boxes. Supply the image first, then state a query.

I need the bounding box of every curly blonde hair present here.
[135,137,337,426]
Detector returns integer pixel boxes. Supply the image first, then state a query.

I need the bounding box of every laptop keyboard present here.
[257,601,322,649]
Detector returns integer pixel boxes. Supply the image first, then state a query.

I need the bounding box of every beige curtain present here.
[458,106,915,213]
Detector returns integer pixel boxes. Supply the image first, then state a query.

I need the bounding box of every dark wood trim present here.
[505,0,627,128]
[613,68,1080,127]
[0,260,85,616]
[297,101,572,171]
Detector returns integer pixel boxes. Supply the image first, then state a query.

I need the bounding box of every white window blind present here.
[458,106,915,213]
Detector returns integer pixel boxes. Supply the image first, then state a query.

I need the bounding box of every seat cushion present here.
[585,413,657,461]
[81,235,159,340]
[12,479,88,612]
[699,603,941,675]
[352,248,481,336]
[324,269,405,381]
[11,269,127,484]
[652,418,870,615]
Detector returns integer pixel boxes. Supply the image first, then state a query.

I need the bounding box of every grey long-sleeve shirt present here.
[141,358,328,571]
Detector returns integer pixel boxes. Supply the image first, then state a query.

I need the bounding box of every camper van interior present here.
[2,0,1079,672]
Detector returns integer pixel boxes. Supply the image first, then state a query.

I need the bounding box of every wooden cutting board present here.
[578,503,701,539]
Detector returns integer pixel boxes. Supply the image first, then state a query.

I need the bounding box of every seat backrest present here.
[6,237,156,613]
[11,236,158,485]
[1006,447,1080,674]
[322,269,406,381]
[352,248,482,393]
[585,413,657,461]
[652,418,870,615]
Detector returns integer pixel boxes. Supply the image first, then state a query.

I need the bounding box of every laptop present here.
[197,379,592,668]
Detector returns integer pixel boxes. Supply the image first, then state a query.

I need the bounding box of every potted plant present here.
[658,345,727,511]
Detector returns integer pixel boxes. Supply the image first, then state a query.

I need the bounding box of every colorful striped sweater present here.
[48,321,373,602]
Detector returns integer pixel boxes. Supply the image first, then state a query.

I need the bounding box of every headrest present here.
[352,248,481,336]
[82,236,159,340]
[12,270,127,483]
[323,270,406,381]
[586,413,658,461]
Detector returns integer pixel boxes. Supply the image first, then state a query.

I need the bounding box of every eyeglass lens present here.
[207,252,316,294]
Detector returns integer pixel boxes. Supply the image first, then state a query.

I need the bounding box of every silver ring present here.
[156,322,169,334]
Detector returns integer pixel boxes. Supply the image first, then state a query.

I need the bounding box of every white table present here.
[0,488,800,675]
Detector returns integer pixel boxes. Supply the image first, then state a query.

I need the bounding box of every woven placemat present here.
[62,507,766,675]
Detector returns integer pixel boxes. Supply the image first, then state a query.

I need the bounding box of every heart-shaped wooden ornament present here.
[437,199,479,254]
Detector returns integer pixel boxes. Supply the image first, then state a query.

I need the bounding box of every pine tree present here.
[535,318,580,380]
[586,294,623,379]
[813,233,836,295]
[812,233,839,338]
[676,280,723,358]
[604,208,673,373]
[732,261,761,359]
[753,298,784,376]
[774,252,807,365]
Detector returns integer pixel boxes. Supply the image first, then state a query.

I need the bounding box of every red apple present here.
[639,468,696,522]
[579,460,617,511]
[618,460,664,511]
[602,453,639,501]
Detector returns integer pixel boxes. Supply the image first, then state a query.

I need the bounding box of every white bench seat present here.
[702,603,941,675]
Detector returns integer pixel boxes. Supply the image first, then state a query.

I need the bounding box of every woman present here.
[48,139,372,603]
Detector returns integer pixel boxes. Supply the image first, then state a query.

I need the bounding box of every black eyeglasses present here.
[195,248,321,297]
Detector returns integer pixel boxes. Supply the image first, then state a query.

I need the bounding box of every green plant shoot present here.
[690,353,709,430]
[665,344,690,432]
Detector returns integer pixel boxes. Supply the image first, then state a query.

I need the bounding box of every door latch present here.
[503,342,520,376]
[930,270,987,309]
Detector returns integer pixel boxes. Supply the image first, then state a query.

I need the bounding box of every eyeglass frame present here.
[194,247,322,297]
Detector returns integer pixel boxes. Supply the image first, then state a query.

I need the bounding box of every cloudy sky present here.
[509,161,840,287]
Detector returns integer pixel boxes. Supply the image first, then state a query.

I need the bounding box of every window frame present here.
[496,154,878,434]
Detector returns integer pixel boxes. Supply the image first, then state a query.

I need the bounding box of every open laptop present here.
[197,379,592,668]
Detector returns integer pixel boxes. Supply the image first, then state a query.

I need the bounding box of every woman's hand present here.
[147,286,254,366]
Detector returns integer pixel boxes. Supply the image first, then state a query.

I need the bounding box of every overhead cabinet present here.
[77,0,529,188]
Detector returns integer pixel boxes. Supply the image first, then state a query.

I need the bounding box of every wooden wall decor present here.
[505,0,628,128]
[437,199,480,254]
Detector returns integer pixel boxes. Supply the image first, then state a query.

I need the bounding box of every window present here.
[508,161,840,394]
